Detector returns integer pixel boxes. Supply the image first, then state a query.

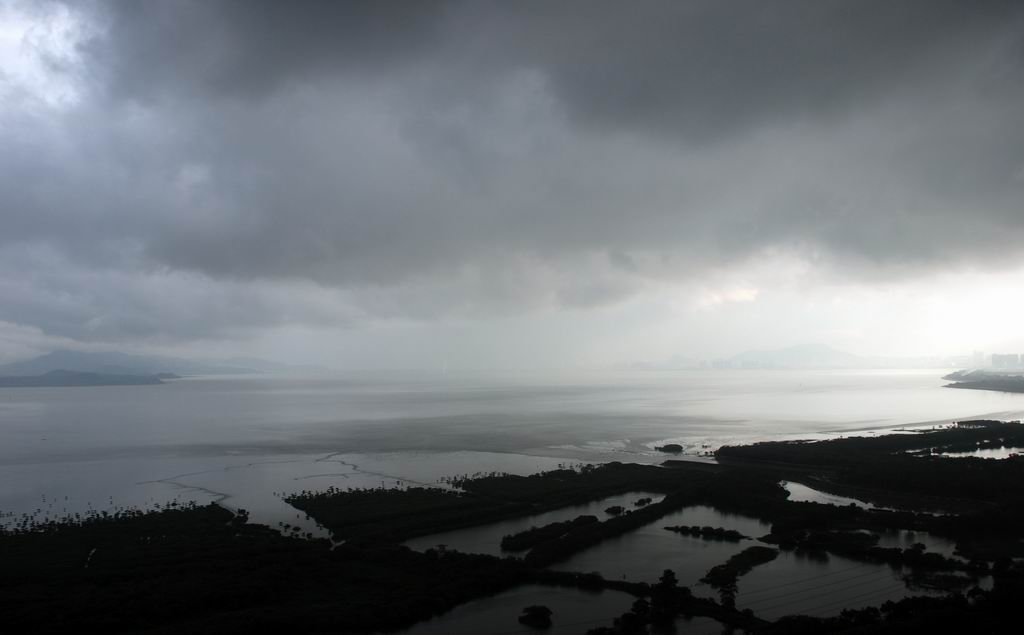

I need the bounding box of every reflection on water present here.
[557,506,771,588]
[399,584,634,635]
[537,502,982,621]
[736,550,988,620]
[668,615,737,635]
[937,446,1024,459]
[404,491,665,556]
[875,528,961,559]
[738,551,909,619]
[781,481,900,512]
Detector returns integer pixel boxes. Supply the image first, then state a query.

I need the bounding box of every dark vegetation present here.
[664,524,746,541]
[522,494,691,567]
[717,420,1024,505]
[585,569,767,634]
[655,443,683,453]
[760,528,985,578]
[284,486,504,543]
[759,569,1024,635]
[518,604,553,628]
[287,462,685,545]
[8,424,1024,632]
[500,514,598,552]
[713,423,1024,565]
[0,462,755,633]
[0,502,540,633]
[701,546,779,607]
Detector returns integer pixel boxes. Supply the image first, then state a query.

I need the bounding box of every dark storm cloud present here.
[87,1,1022,138]
[87,0,453,100]
[487,0,1022,141]
[2,0,1023,343]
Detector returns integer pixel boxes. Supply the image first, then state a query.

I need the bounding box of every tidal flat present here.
[4,421,1024,633]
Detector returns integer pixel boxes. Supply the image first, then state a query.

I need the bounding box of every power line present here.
[795,581,918,616]
[741,568,900,606]
[756,580,911,618]
[744,574,905,611]
[423,602,727,635]
[737,561,879,598]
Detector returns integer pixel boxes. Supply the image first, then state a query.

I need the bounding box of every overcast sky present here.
[1,0,1023,368]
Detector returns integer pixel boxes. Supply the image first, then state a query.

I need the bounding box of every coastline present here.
[5,421,1024,631]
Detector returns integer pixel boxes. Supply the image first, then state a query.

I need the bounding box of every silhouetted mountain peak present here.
[0,350,257,377]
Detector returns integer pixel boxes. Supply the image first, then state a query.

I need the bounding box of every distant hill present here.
[727,344,861,369]
[219,357,328,374]
[0,370,167,388]
[0,350,270,377]
[625,354,700,371]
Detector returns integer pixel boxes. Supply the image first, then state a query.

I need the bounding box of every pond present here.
[397,584,635,634]
[554,505,771,589]
[532,502,983,621]
[403,491,665,556]
[736,550,989,620]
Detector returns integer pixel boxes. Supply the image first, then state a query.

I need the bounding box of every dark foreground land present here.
[4,421,1024,633]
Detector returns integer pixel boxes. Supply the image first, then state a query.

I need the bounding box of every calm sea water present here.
[2,368,1023,529]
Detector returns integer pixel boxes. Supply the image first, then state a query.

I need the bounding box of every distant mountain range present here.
[0,350,321,377]
[0,369,171,388]
[726,343,861,369]
[630,343,966,370]
[624,354,701,370]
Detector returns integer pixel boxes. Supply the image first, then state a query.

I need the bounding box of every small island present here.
[665,525,747,542]
[655,443,684,454]
[518,605,553,628]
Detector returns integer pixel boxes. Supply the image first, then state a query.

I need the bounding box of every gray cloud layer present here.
[2,0,1023,347]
